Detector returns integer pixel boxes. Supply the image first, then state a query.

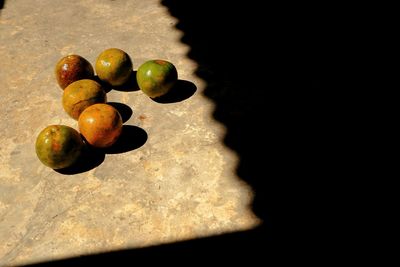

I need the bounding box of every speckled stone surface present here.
[0,0,260,266]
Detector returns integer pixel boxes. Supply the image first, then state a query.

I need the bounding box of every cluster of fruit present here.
[35,48,178,169]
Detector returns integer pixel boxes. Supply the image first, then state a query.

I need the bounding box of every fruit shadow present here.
[113,71,140,92]
[92,72,139,92]
[56,126,147,175]
[56,145,105,175]
[107,102,133,123]
[151,80,197,103]
[103,125,147,154]
[91,75,113,93]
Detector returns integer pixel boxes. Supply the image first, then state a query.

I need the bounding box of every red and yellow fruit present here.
[62,79,107,120]
[78,103,123,148]
[35,125,84,169]
[136,59,178,98]
[55,55,94,89]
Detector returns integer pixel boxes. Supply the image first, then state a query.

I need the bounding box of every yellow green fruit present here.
[95,48,133,86]
[136,59,178,98]
[62,79,107,120]
[35,125,84,169]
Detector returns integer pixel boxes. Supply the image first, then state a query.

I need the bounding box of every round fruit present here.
[136,59,178,98]
[95,48,133,86]
[78,103,123,148]
[35,125,84,169]
[62,79,107,120]
[55,55,94,89]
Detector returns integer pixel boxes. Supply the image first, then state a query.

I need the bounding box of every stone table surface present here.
[0,0,259,266]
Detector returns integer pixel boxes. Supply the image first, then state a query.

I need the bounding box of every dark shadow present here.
[107,102,133,123]
[103,125,147,154]
[160,0,276,234]
[159,0,326,257]
[113,71,140,92]
[151,80,197,103]
[0,0,5,9]
[91,75,112,93]
[55,125,145,174]
[56,125,146,174]
[22,228,274,266]
[93,72,139,92]
[56,145,105,175]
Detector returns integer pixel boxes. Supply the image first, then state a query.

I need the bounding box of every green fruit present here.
[136,60,178,98]
[62,79,107,120]
[55,55,94,89]
[35,125,84,169]
[95,48,133,86]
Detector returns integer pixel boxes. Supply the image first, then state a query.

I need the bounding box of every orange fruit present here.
[78,103,123,148]
[136,59,178,98]
[35,125,84,169]
[62,79,107,120]
[55,55,94,89]
[95,48,133,86]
